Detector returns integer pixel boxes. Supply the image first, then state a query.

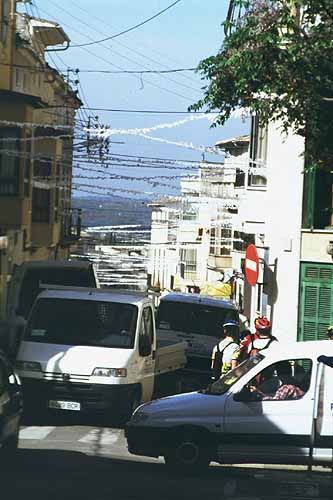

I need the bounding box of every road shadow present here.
[21,409,125,428]
[4,448,332,500]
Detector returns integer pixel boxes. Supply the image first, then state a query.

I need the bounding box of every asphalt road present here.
[3,412,332,500]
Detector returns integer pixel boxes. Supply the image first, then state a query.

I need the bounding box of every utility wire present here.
[0,62,196,74]
[77,107,203,114]
[44,0,200,93]
[37,5,194,103]
[68,0,199,86]
[70,0,182,48]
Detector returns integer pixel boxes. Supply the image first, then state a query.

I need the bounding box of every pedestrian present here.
[326,326,333,340]
[239,316,277,361]
[211,321,240,381]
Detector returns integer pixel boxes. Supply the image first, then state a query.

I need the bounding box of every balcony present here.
[60,208,82,246]
[208,254,232,270]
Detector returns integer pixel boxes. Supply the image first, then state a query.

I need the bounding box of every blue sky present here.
[23,0,249,198]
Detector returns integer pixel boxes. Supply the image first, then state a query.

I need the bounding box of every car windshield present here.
[206,353,265,395]
[156,301,238,338]
[25,298,138,349]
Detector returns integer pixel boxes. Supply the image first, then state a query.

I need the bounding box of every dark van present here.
[156,292,239,380]
[6,260,99,321]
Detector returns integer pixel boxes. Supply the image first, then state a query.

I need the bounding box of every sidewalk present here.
[220,464,332,499]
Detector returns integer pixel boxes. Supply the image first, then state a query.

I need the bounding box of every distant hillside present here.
[72,196,152,228]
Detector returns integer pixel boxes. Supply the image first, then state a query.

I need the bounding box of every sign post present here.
[244,244,259,286]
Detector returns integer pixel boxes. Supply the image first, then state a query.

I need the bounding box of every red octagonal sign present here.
[244,244,259,286]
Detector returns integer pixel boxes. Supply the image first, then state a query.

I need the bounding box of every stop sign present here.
[244,244,259,286]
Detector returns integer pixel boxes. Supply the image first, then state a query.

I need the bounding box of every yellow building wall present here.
[0,0,15,90]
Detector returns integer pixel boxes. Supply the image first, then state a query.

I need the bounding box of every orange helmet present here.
[254,316,271,331]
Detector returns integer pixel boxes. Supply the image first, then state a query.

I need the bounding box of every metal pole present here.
[308,361,323,472]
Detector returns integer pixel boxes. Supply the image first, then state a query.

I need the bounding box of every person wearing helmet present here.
[211,320,240,380]
[239,315,277,361]
[326,326,333,340]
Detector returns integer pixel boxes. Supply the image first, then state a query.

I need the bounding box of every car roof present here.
[160,292,237,310]
[36,287,151,306]
[17,260,93,270]
[262,339,333,362]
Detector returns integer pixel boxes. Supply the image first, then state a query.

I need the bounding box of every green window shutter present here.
[298,263,333,341]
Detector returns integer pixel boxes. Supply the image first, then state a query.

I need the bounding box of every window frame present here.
[32,187,51,223]
[0,127,20,196]
[0,0,9,45]
[248,115,268,188]
[246,358,313,402]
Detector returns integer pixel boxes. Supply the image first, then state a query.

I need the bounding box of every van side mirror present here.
[139,335,152,357]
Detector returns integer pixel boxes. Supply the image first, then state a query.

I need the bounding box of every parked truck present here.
[16,287,187,421]
[126,340,333,472]
[156,292,239,385]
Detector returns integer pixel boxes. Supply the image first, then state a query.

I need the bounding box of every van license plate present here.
[48,400,81,411]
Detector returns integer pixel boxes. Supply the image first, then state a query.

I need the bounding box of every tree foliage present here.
[190,0,333,162]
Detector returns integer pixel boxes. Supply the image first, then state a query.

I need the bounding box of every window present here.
[209,227,216,255]
[209,354,264,395]
[302,103,333,229]
[140,307,154,345]
[24,131,32,197]
[233,231,255,251]
[249,115,267,187]
[0,128,20,195]
[179,248,197,279]
[302,166,333,229]
[220,227,232,256]
[25,298,138,349]
[34,156,52,178]
[247,358,312,401]
[0,0,9,45]
[32,187,50,222]
[17,267,97,319]
[156,301,238,338]
[298,263,333,341]
[235,168,245,187]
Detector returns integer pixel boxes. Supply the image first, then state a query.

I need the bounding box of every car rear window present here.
[156,301,238,338]
[18,267,96,318]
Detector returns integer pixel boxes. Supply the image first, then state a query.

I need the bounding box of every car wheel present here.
[118,388,141,426]
[0,429,19,465]
[129,389,141,416]
[164,432,211,473]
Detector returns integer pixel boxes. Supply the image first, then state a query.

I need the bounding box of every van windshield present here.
[25,298,138,349]
[18,267,96,319]
[156,301,238,337]
[206,353,265,395]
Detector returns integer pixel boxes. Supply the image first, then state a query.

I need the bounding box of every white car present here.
[126,340,333,472]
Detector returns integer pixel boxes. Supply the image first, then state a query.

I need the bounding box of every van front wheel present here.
[164,434,211,473]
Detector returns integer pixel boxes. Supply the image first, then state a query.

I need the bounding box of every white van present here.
[16,287,186,421]
[156,292,239,379]
[126,340,333,471]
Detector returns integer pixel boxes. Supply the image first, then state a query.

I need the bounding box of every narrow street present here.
[4,414,331,500]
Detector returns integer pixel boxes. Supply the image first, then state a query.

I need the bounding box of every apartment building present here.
[0,1,82,316]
